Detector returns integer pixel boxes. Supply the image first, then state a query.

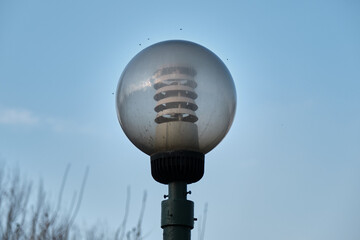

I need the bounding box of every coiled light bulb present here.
[152,66,199,152]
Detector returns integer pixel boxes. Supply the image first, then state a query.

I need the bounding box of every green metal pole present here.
[161,182,194,240]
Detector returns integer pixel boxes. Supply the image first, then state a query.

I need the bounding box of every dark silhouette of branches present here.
[124,190,147,240]
[114,187,147,240]
[57,164,71,211]
[135,190,147,240]
[198,203,208,240]
[114,186,130,240]
[2,168,31,240]
[0,165,88,240]
[0,166,150,240]
[69,166,89,226]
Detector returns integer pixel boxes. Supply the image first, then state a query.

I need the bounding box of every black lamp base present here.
[150,151,204,184]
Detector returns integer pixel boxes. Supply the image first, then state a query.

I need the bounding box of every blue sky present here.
[1,0,360,239]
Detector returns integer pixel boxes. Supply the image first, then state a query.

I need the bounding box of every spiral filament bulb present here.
[152,66,200,152]
[153,66,198,124]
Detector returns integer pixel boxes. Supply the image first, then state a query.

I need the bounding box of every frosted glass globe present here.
[116,40,236,156]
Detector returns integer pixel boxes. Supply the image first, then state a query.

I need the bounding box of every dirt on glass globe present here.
[116,40,236,157]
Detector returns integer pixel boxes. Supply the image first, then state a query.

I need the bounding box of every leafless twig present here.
[69,166,89,227]
[115,186,131,240]
[198,203,208,240]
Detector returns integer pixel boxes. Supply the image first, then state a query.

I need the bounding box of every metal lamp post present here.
[116,40,236,240]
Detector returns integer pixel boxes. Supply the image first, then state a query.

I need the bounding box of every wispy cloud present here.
[44,117,99,136]
[0,108,39,125]
[0,106,103,137]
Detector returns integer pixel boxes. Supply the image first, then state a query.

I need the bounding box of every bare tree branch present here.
[0,165,150,240]
[135,190,147,240]
[57,164,71,212]
[115,186,131,240]
[69,166,89,227]
[198,203,208,240]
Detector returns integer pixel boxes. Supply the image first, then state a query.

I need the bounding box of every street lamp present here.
[116,40,236,240]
